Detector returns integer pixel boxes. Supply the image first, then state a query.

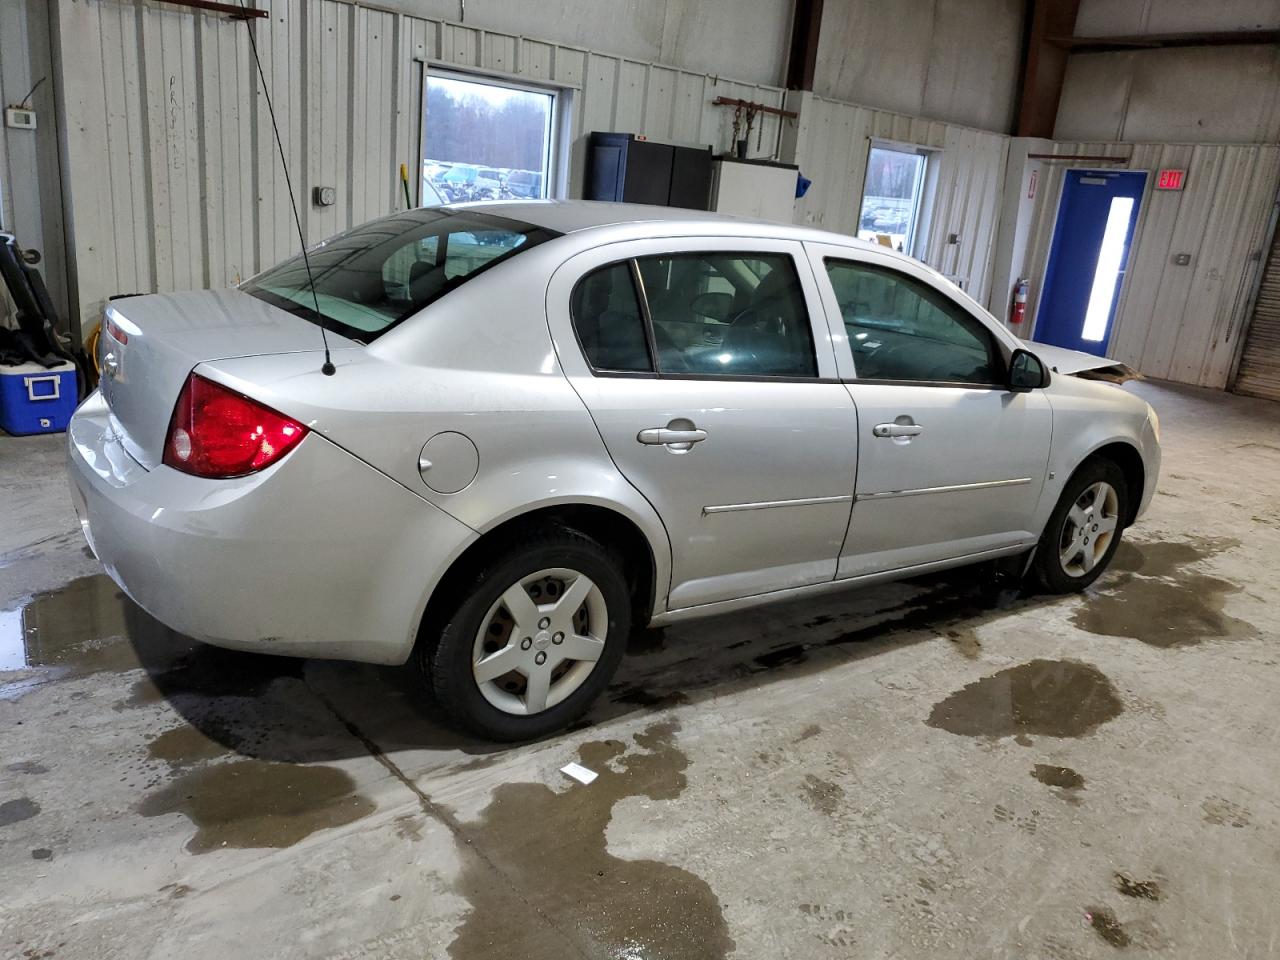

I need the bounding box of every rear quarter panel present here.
[204,247,675,613]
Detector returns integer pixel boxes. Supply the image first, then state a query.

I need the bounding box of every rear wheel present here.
[1031,458,1128,594]
[422,529,630,741]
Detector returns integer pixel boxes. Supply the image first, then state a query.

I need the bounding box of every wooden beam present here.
[1049,30,1280,53]
[711,97,799,121]
[1014,0,1081,138]
[785,0,824,91]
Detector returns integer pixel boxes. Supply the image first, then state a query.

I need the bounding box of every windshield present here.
[242,209,558,343]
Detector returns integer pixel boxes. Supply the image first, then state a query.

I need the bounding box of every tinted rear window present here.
[243,209,557,343]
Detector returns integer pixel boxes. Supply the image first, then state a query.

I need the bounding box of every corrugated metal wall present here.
[1021,142,1280,388]
[54,0,786,327]
[792,95,1008,306]
[0,0,69,327]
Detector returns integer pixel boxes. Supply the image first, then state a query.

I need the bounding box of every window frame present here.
[820,255,1010,389]
[568,250,830,384]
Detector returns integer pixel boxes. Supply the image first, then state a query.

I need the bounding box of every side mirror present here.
[1008,348,1048,392]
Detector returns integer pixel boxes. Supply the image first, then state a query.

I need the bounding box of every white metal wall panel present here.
[54,0,786,329]
[791,95,1008,305]
[1021,141,1280,388]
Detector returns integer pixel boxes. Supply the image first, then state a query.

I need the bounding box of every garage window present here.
[422,71,560,205]
[858,144,928,253]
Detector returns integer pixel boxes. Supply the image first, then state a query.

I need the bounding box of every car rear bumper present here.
[67,391,477,664]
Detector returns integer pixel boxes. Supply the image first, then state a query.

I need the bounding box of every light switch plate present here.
[5,107,36,130]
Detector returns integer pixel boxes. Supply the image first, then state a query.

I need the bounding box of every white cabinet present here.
[710,158,798,223]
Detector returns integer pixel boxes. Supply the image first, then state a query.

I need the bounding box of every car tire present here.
[421,528,631,741]
[1030,457,1129,594]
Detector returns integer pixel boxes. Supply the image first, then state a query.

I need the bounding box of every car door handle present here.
[873,423,923,438]
[638,428,707,445]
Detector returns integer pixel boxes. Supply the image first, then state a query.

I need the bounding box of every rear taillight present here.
[163,374,308,478]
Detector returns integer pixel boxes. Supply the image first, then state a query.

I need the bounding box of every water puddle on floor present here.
[448,719,733,960]
[1031,763,1085,790]
[1074,537,1255,647]
[0,575,132,674]
[1114,873,1162,901]
[136,759,375,853]
[0,796,41,828]
[1085,905,1131,947]
[926,659,1123,739]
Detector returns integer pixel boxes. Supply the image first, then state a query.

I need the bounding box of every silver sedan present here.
[68,201,1160,739]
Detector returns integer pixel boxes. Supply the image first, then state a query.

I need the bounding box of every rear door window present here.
[570,264,653,373]
[636,253,817,378]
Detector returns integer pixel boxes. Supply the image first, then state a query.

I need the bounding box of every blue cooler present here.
[0,361,79,435]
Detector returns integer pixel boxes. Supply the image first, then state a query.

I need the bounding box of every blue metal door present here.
[1035,170,1146,355]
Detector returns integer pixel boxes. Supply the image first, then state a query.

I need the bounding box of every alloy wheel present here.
[471,567,609,715]
[1058,480,1120,577]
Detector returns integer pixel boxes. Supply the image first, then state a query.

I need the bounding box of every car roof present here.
[446,198,880,250]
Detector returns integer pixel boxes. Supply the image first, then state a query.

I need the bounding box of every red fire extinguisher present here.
[1010,278,1029,326]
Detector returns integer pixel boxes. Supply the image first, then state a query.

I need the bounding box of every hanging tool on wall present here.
[710,96,798,159]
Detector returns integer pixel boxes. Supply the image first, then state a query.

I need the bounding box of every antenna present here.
[237,2,335,376]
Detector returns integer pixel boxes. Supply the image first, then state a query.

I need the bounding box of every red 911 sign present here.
[1156,169,1186,191]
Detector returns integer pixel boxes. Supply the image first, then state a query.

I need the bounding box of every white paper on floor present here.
[560,761,598,785]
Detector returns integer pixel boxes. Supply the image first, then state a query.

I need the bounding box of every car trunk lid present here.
[98,288,358,469]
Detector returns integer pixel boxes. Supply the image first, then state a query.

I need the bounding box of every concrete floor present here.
[1,379,1278,960]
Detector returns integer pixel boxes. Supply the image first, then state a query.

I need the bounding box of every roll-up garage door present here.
[1235,227,1280,401]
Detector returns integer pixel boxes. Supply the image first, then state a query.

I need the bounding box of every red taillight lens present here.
[104,316,129,345]
[163,374,308,478]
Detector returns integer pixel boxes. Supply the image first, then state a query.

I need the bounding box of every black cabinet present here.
[586,132,712,210]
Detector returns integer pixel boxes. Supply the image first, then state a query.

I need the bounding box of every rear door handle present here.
[873,423,923,438]
[638,428,707,445]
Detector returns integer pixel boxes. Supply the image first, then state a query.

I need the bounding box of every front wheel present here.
[1031,458,1129,594]
[421,529,631,741]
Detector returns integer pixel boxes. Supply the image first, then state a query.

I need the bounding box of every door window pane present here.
[858,146,927,253]
[570,263,653,372]
[637,253,817,378]
[825,259,1000,384]
[423,73,555,204]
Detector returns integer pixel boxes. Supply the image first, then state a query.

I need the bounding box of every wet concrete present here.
[926,660,1124,739]
[0,796,40,827]
[1032,763,1085,790]
[801,774,846,816]
[448,721,733,960]
[0,575,130,674]
[1073,537,1256,647]
[1086,905,1131,947]
[136,759,376,854]
[1114,874,1162,901]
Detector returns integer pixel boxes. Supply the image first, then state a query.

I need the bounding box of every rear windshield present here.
[242,209,558,343]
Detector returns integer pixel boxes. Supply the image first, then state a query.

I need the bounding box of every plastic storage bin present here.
[0,361,78,435]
